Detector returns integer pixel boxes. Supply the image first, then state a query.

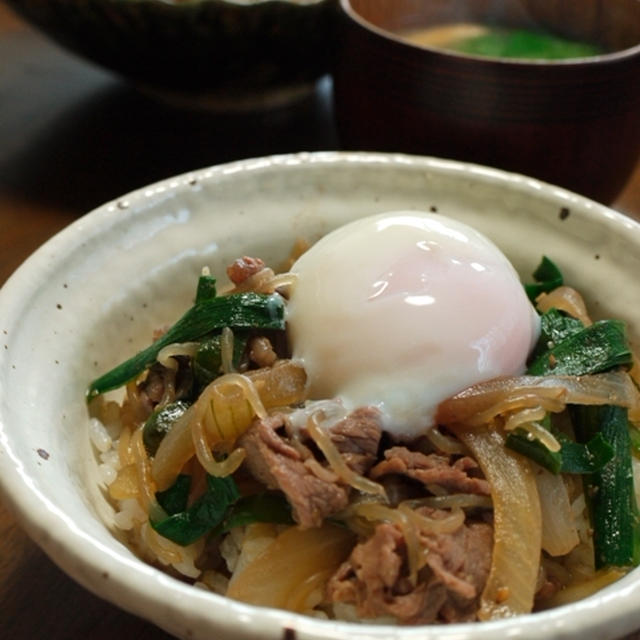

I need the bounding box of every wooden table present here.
[1,4,639,638]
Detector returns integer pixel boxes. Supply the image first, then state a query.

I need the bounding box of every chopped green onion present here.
[559,433,615,474]
[529,307,584,364]
[142,400,191,456]
[571,405,640,568]
[151,479,293,546]
[210,491,294,537]
[506,429,613,475]
[534,308,584,350]
[195,273,217,303]
[193,331,249,388]
[506,429,562,473]
[525,256,563,302]
[520,259,640,569]
[150,474,240,546]
[155,474,191,516]
[527,320,632,376]
[87,292,285,399]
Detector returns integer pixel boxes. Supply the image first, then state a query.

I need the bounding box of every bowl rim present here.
[338,0,640,66]
[3,151,640,639]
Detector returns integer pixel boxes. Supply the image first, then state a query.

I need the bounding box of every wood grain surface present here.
[0,3,639,638]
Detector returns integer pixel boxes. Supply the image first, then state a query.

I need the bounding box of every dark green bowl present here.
[6,0,337,108]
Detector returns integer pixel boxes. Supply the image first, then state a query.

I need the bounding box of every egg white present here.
[286,211,540,439]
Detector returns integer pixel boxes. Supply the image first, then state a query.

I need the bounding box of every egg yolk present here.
[286,211,540,439]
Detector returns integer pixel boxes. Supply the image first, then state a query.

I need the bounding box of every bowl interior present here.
[3,152,640,640]
[344,0,640,55]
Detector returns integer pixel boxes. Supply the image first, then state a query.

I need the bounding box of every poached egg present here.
[286,211,540,439]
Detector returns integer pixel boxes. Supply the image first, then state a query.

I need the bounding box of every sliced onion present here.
[131,426,165,520]
[424,426,467,454]
[108,463,138,501]
[226,524,355,611]
[220,328,235,374]
[117,425,134,466]
[192,406,246,478]
[436,371,640,427]
[504,406,547,432]
[515,420,562,453]
[141,521,182,565]
[123,379,151,426]
[536,286,592,326]
[285,569,334,612]
[503,406,562,452]
[450,426,541,619]
[535,467,579,557]
[269,272,299,292]
[152,406,196,491]
[141,521,203,578]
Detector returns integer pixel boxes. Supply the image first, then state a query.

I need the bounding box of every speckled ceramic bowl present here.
[4,0,337,109]
[2,152,640,639]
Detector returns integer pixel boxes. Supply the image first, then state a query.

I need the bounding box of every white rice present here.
[89,417,113,453]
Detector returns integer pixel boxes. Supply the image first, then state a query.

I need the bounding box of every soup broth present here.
[400,23,604,59]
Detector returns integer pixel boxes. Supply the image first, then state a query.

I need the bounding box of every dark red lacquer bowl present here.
[333,0,640,204]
